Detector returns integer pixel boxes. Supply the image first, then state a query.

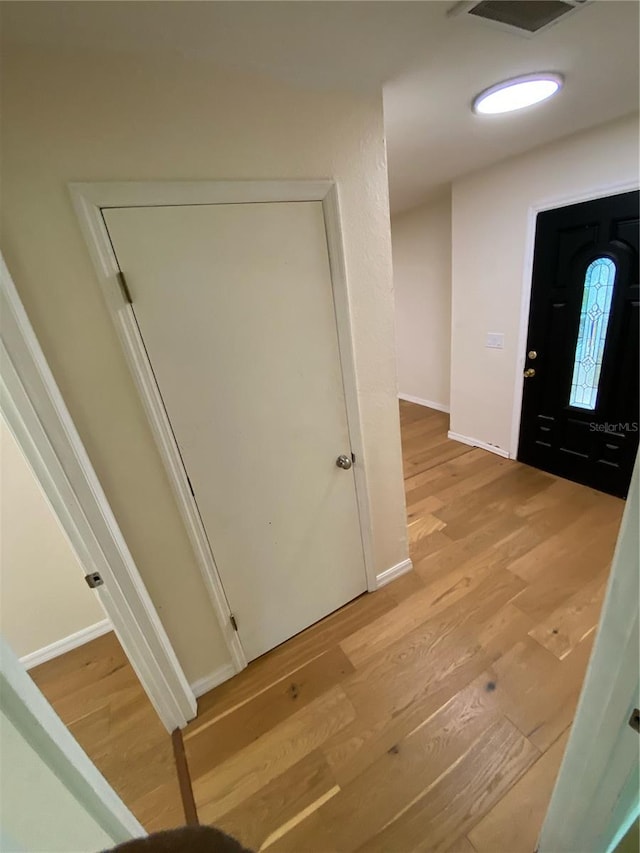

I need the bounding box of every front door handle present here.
[336,454,352,470]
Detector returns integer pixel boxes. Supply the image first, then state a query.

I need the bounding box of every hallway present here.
[29,401,624,849]
[181,401,623,851]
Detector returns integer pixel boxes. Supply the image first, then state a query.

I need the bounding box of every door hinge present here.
[186,475,195,497]
[84,572,104,589]
[116,271,133,305]
[230,614,238,632]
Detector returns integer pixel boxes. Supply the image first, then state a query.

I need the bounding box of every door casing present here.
[510,179,640,460]
[71,180,378,674]
[0,255,195,732]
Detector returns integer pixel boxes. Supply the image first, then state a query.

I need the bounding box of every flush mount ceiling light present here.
[472,73,563,115]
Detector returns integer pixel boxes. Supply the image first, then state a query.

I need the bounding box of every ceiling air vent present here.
[448,1,590,36]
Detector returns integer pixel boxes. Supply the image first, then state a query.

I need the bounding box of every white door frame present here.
[0,255,197,732]
[0,635,145,845]
[70,180,378,671]
[538,456,639,852]
[509,179,640,460]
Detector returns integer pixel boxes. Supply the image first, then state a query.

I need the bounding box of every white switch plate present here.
[486,332,504,349]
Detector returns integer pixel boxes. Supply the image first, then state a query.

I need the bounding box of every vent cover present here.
[449,0,589,35]
[470,1,574,32]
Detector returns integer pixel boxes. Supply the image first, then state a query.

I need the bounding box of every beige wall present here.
[451,114,640,455]
[0,418,105,659]
[392,192,452,410]
[0,45,407,682]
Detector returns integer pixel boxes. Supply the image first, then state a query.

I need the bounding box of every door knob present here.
[528,350,538,360]
[336,454,352,470]
[524,368,536,378]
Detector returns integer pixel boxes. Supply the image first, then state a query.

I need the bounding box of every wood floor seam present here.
[258,785,342,851]
[184,649,330,739]
[373,729,488,837]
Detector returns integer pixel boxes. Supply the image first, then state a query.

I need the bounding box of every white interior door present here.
[104,201,367,661]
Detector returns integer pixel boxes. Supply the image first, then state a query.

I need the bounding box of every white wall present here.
[0,45,407,682]
[451,114,640,455]
[392,191,452,411]
[0,418,106,660]
[0,708,115,853]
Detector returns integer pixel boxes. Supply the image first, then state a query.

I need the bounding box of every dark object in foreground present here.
[107,826,253,853]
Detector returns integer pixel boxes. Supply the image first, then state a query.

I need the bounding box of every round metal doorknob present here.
[336,454,352,470]
[524,368,536,378]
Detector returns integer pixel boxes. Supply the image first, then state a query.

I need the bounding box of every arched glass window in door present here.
[569,257,617,410]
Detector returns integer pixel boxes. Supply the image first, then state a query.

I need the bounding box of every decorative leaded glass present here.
[569,257,616,410]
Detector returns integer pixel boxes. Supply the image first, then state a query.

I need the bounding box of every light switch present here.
[486,332,504,349]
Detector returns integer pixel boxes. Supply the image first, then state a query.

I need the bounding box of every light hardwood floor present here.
[28,630,185,833]
[29,401,624,849]
[183,401,624,852]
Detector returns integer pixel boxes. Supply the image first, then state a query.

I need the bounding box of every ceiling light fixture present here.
[472,73,563,115]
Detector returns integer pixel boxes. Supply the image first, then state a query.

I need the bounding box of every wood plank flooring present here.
[28,630,185,833]
[183,401,624,852]
[28,401,624,849]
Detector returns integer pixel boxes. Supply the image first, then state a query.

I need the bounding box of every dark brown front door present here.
[518,190,639,498]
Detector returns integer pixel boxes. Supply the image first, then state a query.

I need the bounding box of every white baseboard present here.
[376,558,413,589]
[20,619,112,670]
[190,663,237,699]
[399,393,450,414]
[447,430,510,459]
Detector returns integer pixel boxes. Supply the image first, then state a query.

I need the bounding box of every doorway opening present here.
[1,256,201,830]
[72,180,379,667]
[0,411,187,832]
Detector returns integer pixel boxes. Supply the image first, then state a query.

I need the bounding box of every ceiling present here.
[1,1,638,214]
[384,0,640,212]
[0,2,450,90]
